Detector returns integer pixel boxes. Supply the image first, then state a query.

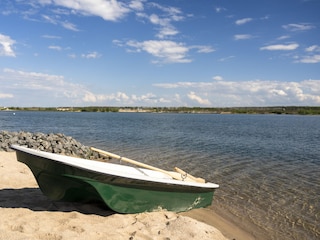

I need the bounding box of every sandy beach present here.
[0,151,254,240]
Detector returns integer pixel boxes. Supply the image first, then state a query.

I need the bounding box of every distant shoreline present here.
[1,106,320,115]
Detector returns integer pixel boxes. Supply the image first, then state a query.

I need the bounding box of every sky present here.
[0,0,319,107]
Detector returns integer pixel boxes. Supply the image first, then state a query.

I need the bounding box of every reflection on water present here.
[1,111,319,239]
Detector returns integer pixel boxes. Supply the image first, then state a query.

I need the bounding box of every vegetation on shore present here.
[1,106,320,115]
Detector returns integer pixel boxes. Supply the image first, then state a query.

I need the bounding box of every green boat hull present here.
[14,148,217,214]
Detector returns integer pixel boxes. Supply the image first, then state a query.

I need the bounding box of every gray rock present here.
[0,131,105,160]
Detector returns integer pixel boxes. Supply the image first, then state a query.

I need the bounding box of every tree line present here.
[2,106,320,115]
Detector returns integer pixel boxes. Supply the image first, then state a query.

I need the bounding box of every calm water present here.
[1,111,319,239]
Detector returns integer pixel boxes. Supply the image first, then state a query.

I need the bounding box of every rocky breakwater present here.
[0,131,99,159]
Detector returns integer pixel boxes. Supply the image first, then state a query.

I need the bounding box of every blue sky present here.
[0,0,319,107]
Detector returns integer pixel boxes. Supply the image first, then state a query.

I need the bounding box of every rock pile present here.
[0,131,99,159]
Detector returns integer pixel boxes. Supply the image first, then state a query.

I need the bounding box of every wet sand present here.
[0,151,255,240]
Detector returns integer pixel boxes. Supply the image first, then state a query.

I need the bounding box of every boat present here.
[11,145,219,213]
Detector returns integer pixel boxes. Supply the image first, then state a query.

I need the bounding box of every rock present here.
[0,131,102,160]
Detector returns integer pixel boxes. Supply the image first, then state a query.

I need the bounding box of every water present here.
[1,111,319,239]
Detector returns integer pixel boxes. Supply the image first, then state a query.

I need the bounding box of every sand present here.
[0,151,253,240]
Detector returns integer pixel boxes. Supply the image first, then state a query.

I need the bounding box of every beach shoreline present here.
[0,151,255,240]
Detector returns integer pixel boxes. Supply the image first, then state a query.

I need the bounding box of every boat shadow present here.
[0,187,115,217]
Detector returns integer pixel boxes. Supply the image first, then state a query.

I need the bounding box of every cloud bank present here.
[1,68,319,107]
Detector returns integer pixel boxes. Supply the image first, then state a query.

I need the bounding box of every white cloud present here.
[234,34,253,40]
[305,45,320,52]
[282,23,315,32]
[149,2,182,17]
[260,43,319,63]
[48,45,62,51]
[147,12,180,38]
[11,0,138,32]
[235,18,253,25]
[149,13,161,25]
[82,92,98,102]
[115,39,213,64]
[81,51,101,59]
[215,7,226,13]
[37,0,52,4]
[192,45,215,53]
[137,3,184,39]
[42,35,62,39]
[154,79,320,106]
[129,0,144,11]
[188,92,211,105]
[297,55,320,63]
[213,76,223,81]
[153,83,179,89]
[61,21,79,31]
[0,34,16,57]
[218,56,235,62]
[42,14,80,31]
[270,89,287,96]
[0,68,93,105]
[0,93,14,99]
[132,92,158,103]
[68,53,77,58]
[82,91,129,103]
[42,14,57,24]
[296,45,320,63]
[154,81,217,89]
[37,1,185,39]
[48,0,131,21]
[260,43,299,51]
[82,91,171,106]
[157,26,179,39]
[277,35,290,40]
[124,40,191,63]
[3,68,68,89]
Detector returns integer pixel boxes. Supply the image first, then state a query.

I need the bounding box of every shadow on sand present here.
[0,187,115,217]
